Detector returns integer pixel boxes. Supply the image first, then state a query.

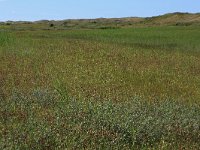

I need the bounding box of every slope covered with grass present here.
[1,12,200,30]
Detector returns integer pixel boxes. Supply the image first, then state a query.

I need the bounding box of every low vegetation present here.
[1,89,200,149]
[0,18,200,149]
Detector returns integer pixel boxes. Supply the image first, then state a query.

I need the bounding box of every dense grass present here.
[0,26,200,149]
[1,89,200,149]
[1,26,200,102]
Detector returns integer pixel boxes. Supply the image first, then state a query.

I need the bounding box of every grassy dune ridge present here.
[0,26,200,148]
[1,12,200,30]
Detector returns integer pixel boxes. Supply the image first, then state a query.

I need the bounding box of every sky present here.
[0,0,200,21]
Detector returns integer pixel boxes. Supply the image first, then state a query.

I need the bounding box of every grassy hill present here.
[1,12,200,31]
[143,12,200,26]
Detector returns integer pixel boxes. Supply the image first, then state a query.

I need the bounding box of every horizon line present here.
[0,11,200,22]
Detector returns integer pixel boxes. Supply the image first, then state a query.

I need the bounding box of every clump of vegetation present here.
[0,32,14,46]
[175,22,192,26]
[49,23,54,28]
[5,22,11,26]
[98,26,121,29]
[0,89,200,149]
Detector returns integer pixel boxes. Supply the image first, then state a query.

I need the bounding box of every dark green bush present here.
[49,23,54,27]
[99,26,120,29]
[175,22,192,26]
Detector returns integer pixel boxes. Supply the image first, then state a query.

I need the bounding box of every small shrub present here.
[49,23,54,27]
[6,22,11,25]
[99,26,120,29]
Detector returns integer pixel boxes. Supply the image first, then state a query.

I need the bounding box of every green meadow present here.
[0,26,200,149]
